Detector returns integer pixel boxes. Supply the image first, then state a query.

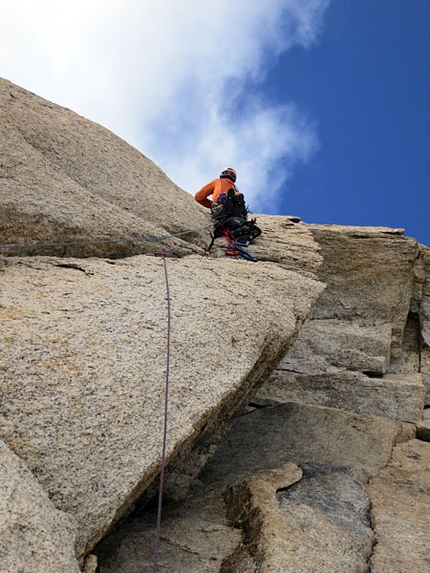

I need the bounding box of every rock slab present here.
[0,254,323,559]
[0,440,80,573]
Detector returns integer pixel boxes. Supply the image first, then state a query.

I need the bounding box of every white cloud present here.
[1,0,330,212]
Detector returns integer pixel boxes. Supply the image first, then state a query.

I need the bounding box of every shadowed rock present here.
[225,463,374,573]
[367,439,430,572]
[199,402,414,487]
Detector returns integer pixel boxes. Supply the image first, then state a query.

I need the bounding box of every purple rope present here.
[152,255,171,573]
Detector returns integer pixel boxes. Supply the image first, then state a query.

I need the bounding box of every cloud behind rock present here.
[1,0,330,209]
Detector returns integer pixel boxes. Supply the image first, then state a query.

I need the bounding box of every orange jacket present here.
[195,178,238,209]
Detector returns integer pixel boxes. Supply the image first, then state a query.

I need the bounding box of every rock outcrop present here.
[0,440,79,573]
[257,224,429,419]
[0,77,208,259]
[1,77,430,573]
[0,253,322,563]
[366,439,430,572]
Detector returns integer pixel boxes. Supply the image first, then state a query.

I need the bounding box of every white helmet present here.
[220,167,237,182]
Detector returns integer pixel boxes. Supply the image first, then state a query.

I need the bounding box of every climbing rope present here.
[0,223,257,261]
[0,226,211,252]
[152,253,172,573]
[0,217,256,571]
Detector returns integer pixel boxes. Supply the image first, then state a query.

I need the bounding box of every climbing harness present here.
[206,227,258,262]
[220,228,258,262]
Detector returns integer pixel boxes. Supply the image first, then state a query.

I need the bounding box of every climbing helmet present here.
[220,167,237,182]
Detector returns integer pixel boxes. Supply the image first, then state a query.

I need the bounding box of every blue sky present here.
[1,1,429,246]
[265,0,430,247]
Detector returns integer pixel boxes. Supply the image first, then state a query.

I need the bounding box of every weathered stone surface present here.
[97,402,413,571]
[402,312,421,374]
[307,225,417,319]
[3,76,430,573]
[278,318,392,375]
[256,371,425,423]
[0,254,323,558]
[417,408,430,441]
[417,246,430,404]
[366,439,430,573]
[236,215,324,278]
[0,77,208,258]
[82,555,98,573]
[422,346,430,406]
[223,463,303,570]
[199,402,414,488]
[417,246,430,325]
[97,485,242,573]
[307,225,419,373]
[274,464,374,573]
[225,463,374,573]
[0,440,80,573]
[0,78,325,277]
[259,225,430,438]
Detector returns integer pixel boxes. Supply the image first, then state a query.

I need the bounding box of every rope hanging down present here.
[152,253,172,573]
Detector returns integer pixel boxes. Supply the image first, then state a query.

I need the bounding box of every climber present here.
[195,167,244,214]
[195,167,261,246]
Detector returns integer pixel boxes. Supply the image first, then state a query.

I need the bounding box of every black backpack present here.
[209,187,262,250]
[227,218,262,242]
[211,188,248,224]
[211,189,262,244]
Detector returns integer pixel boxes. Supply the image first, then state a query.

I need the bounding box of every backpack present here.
[211,188,262,244]
[227,218,262,243]
[211,188,248,224]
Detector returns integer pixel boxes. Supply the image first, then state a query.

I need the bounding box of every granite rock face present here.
[0,254,322,559]
[366,439,430,573]
[0,77,208,258]
[2,78,430,573]
[257,224,430,420]
[97,401,415,572]
[257,371,425,424]
[224,463,375,573]
[96,179,430,571]
[417,245,430,401]
[0,440,80,573]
